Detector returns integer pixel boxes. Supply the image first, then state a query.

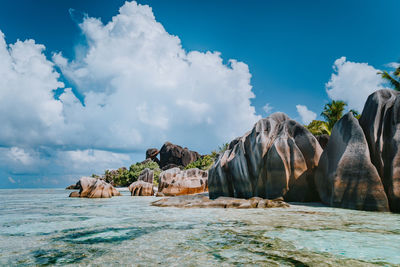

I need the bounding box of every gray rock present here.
[69,177,121,198]
[209,112,322,202]
[359,89,400,212]
[315,113,389,211]
[159,142,200,168]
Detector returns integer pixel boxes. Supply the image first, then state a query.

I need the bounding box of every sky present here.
[0,0,399,188]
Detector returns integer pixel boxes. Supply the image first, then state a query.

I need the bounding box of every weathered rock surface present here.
[315,113,389,211]
[151,193,289,209]
[359,89,400,212]
[146,148,160,164]
[316,134,330,150]
[209,112,322,202]
[159,142,200,169]
[158,168,208,196]
[128,168,155,196]
[69,177,121,198]
[129,180,154,196]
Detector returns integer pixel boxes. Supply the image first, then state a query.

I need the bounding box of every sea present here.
[0,189,399,266]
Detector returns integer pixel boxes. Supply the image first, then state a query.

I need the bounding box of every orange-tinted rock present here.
[129,180,154,196]
[315,113,389,211]
[158,168,208,196]
[68,177,121,198]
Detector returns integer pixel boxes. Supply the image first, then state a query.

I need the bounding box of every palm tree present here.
[378,65,400,91]
[321,100,347,132]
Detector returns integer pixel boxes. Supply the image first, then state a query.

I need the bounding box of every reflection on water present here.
[0,189,399,266]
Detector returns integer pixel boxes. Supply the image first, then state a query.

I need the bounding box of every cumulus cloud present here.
[54,1,260,152]
[296,105,317,125]
[326,57,387,112]
[0,1,260,187]
[262,103,273,114]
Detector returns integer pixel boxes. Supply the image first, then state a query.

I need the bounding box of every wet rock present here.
[209,112,322,202]
[359,89,400,212]
[316,134,330,150]
[69,177,121,198]
[151,193,289,209]
[158,167,208,196]
[159,142,200,168]
[315,113,389,211]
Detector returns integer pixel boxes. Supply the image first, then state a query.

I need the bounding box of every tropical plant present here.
[305,120,331,136]
[378,65,400,90]
[320,100,347,132]
[184,154,215,170]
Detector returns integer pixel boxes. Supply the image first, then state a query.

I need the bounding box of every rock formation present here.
[69,177,121,198]
[209,112,322,202]
[158,168,208,196]
[315,113,389,211]
[316,134,330,150]
[151,193,289,209]
[146,148,160,164]
[128,169,155,196]
[159,142,200,169]
[359,89,400,212]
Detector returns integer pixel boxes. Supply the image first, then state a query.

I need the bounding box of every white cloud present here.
[8,177,16,184]
[54,1,260,152]
[0,1,260,187]
[385,62,400,69]
[326,57,387,112]
[262,103,273,114]
[296,105,317,125]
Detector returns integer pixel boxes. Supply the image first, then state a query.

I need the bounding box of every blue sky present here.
[0,0,399,188]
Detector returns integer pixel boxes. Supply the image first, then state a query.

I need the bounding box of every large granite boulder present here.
[69,177,121,198]
[158,168,208,196]
[359,89,400,212]
[128,168,155,196]
[315,113,389,211]
[209,113,322,202]
[159,142,200,169]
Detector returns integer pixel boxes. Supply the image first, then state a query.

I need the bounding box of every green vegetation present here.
[100,160,161,187]
[306,100,360,136]
[379,65,400,90]
[185,154,216,170]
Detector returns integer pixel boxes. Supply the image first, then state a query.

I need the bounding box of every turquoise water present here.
[0,189,399,266]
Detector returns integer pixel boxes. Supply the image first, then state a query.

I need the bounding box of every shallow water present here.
[0,189,399,266]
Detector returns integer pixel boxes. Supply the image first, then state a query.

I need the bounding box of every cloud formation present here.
[0,1,260,187]
[296,105,317,125]
[262,103,273,114]
[326,57,387,112]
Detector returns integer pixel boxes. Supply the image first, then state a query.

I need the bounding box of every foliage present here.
[103,160,161,187]
[184,154,216,170]
[350,109,361,119]
[305,120,331,136]
[218,143,229,154]
[321,100,347,132]
[379,66,400,90]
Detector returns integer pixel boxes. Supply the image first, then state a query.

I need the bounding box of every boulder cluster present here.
[209,89,400,212]
[69,177,121,198]
[157,168,208,196]
[129,168,155,196]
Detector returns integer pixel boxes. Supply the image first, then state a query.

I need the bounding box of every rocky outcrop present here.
[66,183,80,190]
[146,148,160,164]
[315,113,389,211]
[128,168,155,196]
[159,142,200,169]
[69,177,121,198]
[151,194,289,209]
[359,89,400,212]
[316,134,330,150]
[209,113,322,202]
[158,168,208,196]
